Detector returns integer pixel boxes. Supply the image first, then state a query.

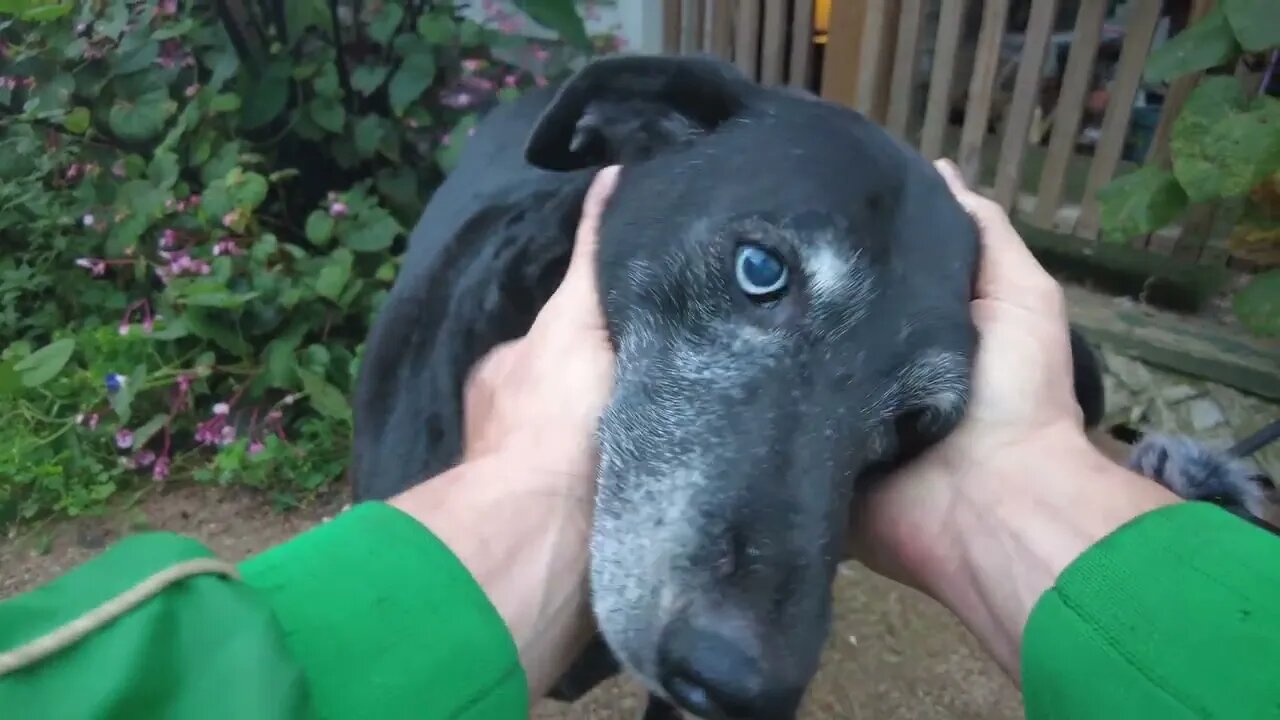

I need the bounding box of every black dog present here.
[349,53,1267,720]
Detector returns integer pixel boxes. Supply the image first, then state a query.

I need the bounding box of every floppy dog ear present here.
[525,53,756,171]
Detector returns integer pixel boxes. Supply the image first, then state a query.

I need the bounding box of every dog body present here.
[351,54,1108,719]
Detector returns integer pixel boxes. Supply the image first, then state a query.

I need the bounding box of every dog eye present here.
[734,244,789,299]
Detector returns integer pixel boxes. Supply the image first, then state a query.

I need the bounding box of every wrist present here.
[924,428,1182,681]
[388,452,596,697]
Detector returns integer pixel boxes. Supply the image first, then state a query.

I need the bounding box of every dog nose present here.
[657,617,803,719]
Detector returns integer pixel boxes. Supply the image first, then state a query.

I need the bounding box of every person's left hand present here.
[461,164,622,500]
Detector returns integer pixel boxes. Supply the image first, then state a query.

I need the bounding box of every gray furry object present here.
[1127,432,1279,528]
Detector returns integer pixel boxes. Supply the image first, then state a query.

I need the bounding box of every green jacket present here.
[1,500,1278,719]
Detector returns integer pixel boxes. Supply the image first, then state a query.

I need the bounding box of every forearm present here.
[921,431,1180,682]
[388,452,595,697]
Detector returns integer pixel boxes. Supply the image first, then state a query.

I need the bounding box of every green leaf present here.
[388,51,437,115]
[513,0,591,49]
[0,359,22,397]
[316,249,354,301]
[113,39,160,75]
[28,73,74,115]
[13,0,71,22]
[172,280,260,308]
[209,92,241,113]
[286,0,333,44]
[297,367,352,422]
[13,338,75,388]
[109,365,147,424]
[305,210,335,246]
[133,413,169,449]
[62,105,90,134]
[365,3,404,45]
[108,88,176,143]
[418,13,457,44]
[435,114,478,173]
[147,151,180,189]
[344,209,403,252]
[351,64,390,95]
[309,96,347,133]
[1222,0,1280,53]
[263,337,302,390]
[1097,166,1189,243]
[240,60,291,130]
[1233,270,1280,337]
[354,114,388,159]
[1173,85,1280,202]
[1144,7,1240,84]
[313,63,342,98]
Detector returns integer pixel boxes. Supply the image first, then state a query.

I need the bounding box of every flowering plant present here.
[0,0,619,524]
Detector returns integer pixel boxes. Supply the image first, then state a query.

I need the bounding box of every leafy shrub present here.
[0,0,620,525]
[1097,2,1278,336]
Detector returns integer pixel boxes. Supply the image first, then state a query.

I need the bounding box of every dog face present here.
[527,55,979,719]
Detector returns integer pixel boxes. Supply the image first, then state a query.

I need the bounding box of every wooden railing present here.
[659,0,1254,267]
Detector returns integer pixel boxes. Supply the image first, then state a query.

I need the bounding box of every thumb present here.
[544,164,621,323]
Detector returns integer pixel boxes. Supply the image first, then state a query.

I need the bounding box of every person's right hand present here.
[849,159,1104,593]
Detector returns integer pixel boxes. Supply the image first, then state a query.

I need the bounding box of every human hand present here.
[389,165,621,698]
[849,159,1096,592]
[461,164,622,494]
[848,160,1178,680]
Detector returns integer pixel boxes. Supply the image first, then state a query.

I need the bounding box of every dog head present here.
[527,54,979,720]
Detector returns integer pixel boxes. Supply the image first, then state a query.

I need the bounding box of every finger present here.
[933,159,1058,310]
[545,165,621,321]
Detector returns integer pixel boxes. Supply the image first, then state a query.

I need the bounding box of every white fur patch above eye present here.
[803,243,856,304]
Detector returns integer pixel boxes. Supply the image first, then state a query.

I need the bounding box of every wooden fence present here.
[658,0,1261,268]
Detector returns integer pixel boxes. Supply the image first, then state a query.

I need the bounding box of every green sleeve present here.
[0,501,527,720]
[1022,501,1280,719]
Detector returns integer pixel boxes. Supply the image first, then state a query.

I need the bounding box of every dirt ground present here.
[1,482,1022,720]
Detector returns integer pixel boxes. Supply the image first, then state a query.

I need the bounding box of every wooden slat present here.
[855,1,897,121]
[663,0,682,54]
[680,0,705,53]
[1030,0,1107,228]
[991,0,1061,211]
[820,0,868,108]
[920,0,968,159]
[734,0,762,80]
[1075,0,1162,240]
[788,0,816,88]
[708,0,734,60]
[956,0,1012,183]
[885,0,925,138]
[761,0,788,85]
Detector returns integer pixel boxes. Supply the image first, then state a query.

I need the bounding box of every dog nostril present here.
[657,622,801,719]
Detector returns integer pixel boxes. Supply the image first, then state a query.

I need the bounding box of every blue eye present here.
[735,244,789,298]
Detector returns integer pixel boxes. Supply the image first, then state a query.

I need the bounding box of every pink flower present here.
[222,209,241,228]
[218,425,236,446]
[213,238,242,256]
[329,201,348,218]
[213,402,230,416]
[532,46,550,62]
[159,228,177,248]
[187,193,201,207]
[118,323,131,336]
[249,440,265,455]
[134,450,157,468]
[75,257,107,277]
[142,317,154,334]
[86,413,100,430]
[176,374,192,392]
[503,74,519,88]
[185,83,200,98]
[65,163,82,181]
[462,59,484,73]
[153,456,170,482]
[116,429,134,449]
